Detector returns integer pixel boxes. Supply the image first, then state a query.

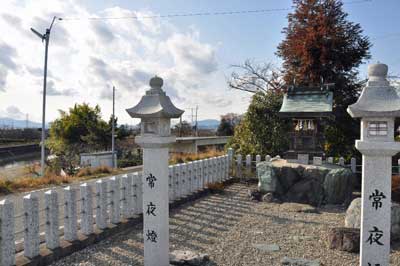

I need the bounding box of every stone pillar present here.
[23,193,40,258]
[347,63,400,266]
[0,199,14,266]
[237,154,242,178]
[181,163,188,197]
[265,155,271,162]
[80,183,94,235]
[64,186,78,242]
[95,180,108,229]
[168,166,174,202]
[351,157,357,173]
[133,173,143,215]
[256,154,261,165]
[109,176,121,224]
[121,175,132,219]
[187,162,193,194]
[44,190,60,249]
[173,165,180,199]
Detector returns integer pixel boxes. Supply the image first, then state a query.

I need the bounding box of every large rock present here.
[324,168,353,205]
[170,250,209,266]
[345,197,400,241]
[257,159,354,206]
[328,227,360,253]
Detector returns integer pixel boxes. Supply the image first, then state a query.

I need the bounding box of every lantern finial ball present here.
[368,63,388,80]
[149,76,163,89]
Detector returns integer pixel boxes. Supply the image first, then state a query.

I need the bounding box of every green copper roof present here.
[279,90,333,117]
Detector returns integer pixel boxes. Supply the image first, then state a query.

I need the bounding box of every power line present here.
[60,0,373,21]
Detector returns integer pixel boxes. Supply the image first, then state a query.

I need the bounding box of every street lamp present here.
[30,16,61,176]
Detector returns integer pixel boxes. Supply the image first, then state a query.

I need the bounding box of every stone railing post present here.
[212,157,217,183]
[168,166,174,203]
[215,157,220,183]
[192,161,198,192]
[198,160,204,190]
[64,186,78,242]
[125,173,135,218]
[227,148,234,175]
[327,157,334,164]
[80,183,94,235]
[236,154,242,178]
[338,157,345,166]
[44,190,59,249]
[133,173,143,215]
[201,159,208,186]
[180,163,187,197]
[173,165,180,199]
[23,193,40,258]
[121,175,131,219]
[225,155,229,180]
[265,155,271,162]
[187,162,193,194]
[256,154,261,165]
[350,157,357,173]
[246,154,251,177]
[95,180,108,229]
[0,199,14,266]
[109,176,121,224]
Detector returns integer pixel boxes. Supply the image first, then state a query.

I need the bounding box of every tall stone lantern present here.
[348,63,400,266]
[126,76,183,266]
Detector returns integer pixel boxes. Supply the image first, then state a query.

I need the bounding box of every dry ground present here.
[50,183,400,266]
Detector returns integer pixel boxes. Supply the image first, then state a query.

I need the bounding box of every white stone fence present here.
[0,154,233,266]
[229,152,395,178]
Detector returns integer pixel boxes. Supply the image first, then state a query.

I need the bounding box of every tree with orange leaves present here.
[277,0,371,157]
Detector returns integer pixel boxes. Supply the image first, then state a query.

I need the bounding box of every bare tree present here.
[228,60,284,93]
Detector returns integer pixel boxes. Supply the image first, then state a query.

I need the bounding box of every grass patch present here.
[0,166,123,196]
[169,149,225,165]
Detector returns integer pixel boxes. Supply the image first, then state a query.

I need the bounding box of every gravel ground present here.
[50,183,400,266]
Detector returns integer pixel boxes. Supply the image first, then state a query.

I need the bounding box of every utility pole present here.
[31,16,61,176]
[112,86,116,168]
[195,105,198,137]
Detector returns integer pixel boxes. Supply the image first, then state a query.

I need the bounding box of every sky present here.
[0,0,399,126]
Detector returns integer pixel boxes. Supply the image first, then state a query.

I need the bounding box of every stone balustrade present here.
[0,153,233,266]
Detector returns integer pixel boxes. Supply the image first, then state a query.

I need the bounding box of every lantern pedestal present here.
[138,138,172,266]
[357,141,400,266]
[348,63,400,266]
[126,76,183,266]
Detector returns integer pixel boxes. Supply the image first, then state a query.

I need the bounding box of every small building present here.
[279,85,333,159]
[80,151,116,168]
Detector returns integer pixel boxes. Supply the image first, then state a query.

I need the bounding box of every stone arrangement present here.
[257,159,354,206]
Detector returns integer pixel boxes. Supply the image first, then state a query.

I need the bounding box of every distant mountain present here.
[0,117,45,129]
[197,119,220,130]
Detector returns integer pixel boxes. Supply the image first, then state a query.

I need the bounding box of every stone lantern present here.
[126,76,183,266]
[348,63,400,266]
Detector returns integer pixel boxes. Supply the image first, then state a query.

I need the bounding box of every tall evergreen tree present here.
[277,0,371,157]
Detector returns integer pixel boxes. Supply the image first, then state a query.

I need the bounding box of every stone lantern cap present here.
[347,63,400,118]
[126,76,184,119]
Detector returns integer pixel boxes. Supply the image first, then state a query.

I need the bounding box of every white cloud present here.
[0,105,25,120]
[0,0,250,124]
